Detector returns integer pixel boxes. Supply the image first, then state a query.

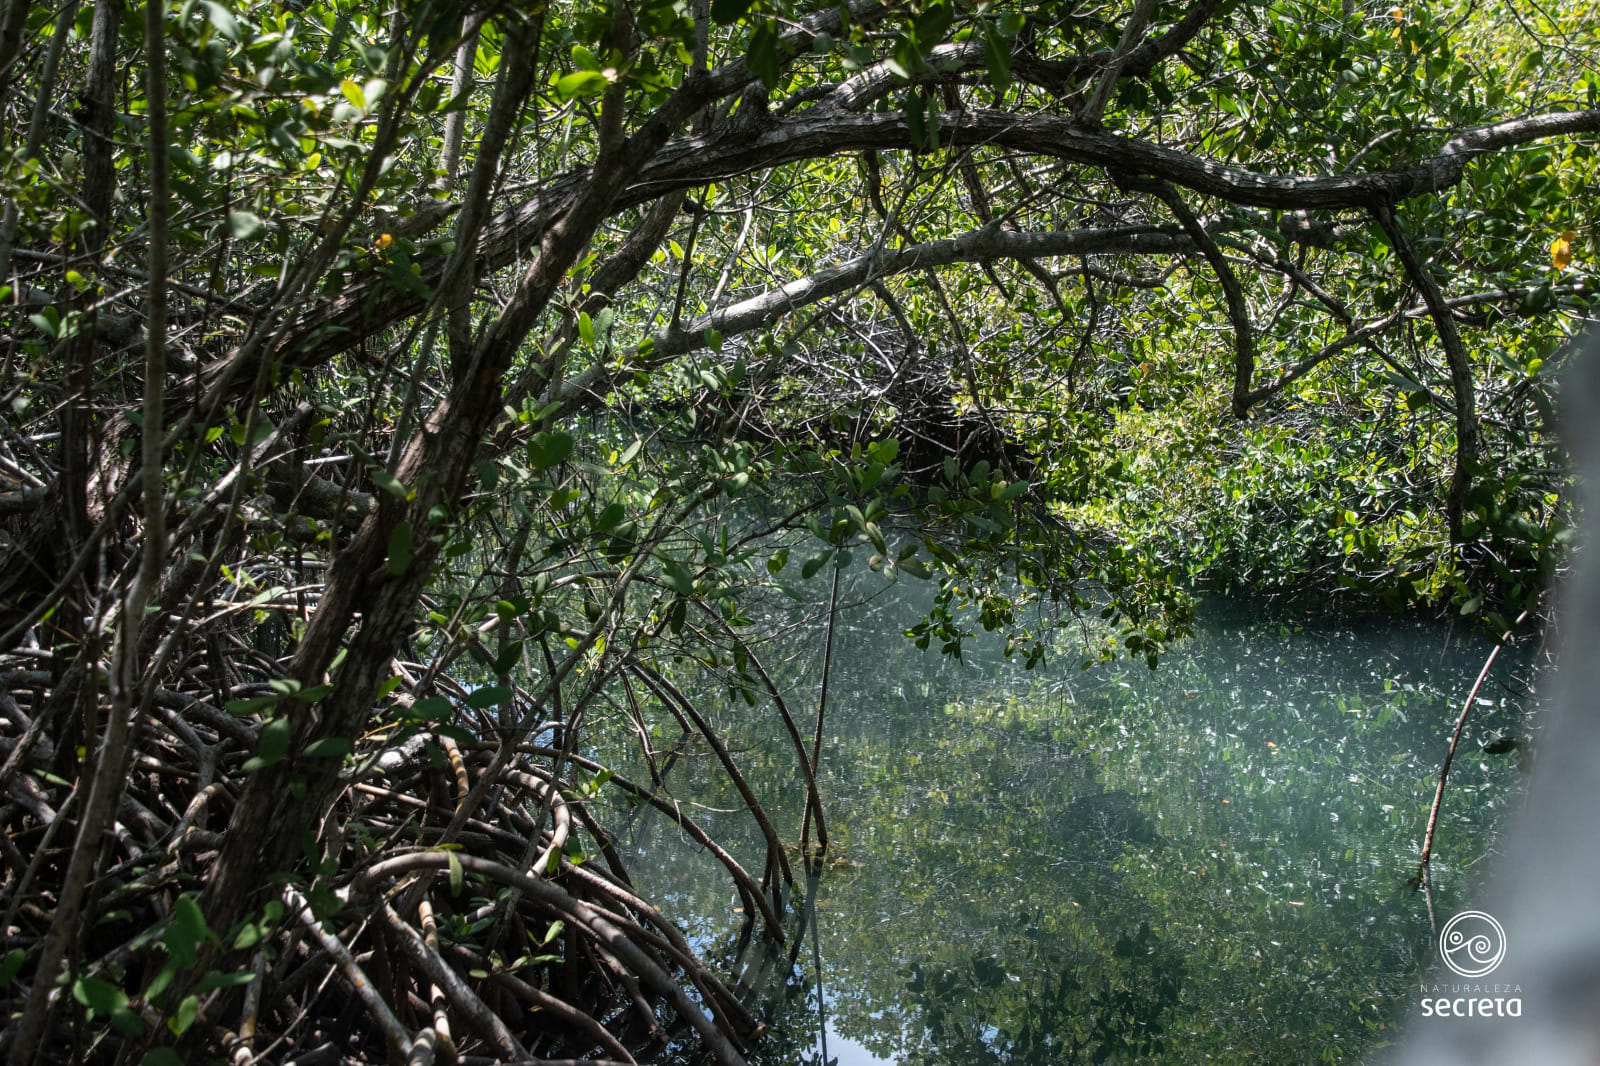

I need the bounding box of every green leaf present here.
[227,210,264,240]
[386,520,413,577]
[370,469,408,499]
[905,91,927,150]
[225,695,277,716]
[914,3,953,51]
[660,556,696,596]
[983,27,1012,92]
[493,639,523,675]
[555,70,608,100]
[1379,369,1423,392]
[466,685,510,709]
[244,716,293,771]
[447,850,464,896]
[194,970,257,994]
[409,696,452,721]
[303,737,353,759]
[710,0,753,24]
[339,77,367,109]
[174,895,209,947]
[161,889,204,966]
[434,724,476,746]
[111,1007,145,1037]
[200,0,241,40]
[0,949,22,987]
[145,960,177,1004]
[141,1050,183,1066]
[74,975,128,1015]
[747,19,781,90]
[528,430,573,469]
[167,994,199,1037]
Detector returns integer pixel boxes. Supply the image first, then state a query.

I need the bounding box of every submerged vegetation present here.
[0,0,1593,1059]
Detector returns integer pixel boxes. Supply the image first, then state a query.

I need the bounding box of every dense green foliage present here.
[0,0,1594,1059]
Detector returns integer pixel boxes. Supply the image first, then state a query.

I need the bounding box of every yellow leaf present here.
[1552,230,1576,271]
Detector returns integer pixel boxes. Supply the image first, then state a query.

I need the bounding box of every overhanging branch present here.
[196,101,1600,409]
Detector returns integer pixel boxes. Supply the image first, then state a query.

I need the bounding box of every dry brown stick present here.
[378,900,524,1060]
[504,768,570,875]
[415,900,458,1062]
[1415,609,1530,886]
[281,885,412,1057]
[227,949,266,1066]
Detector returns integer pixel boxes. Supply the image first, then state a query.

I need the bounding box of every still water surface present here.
[603,589,1534,1064]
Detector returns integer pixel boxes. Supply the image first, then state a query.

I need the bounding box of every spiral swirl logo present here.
[1439,910,1507,978]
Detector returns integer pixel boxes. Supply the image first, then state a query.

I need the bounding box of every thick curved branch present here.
[241,105,1600,401]
[650,223,1192,357]
[635,108,1600,215]
[1144,180,1256,418]
[1373,203,1478,543]
[826,0,1225,112]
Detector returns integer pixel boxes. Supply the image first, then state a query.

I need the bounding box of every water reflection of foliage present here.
[609,594,1532,1064]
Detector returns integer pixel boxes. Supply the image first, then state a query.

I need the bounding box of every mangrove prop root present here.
[0,627,815,1065]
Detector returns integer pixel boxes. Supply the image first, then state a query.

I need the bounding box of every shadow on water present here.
[598,583,1537,1064]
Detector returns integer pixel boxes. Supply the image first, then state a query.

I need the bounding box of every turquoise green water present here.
[604,591,1536,1064]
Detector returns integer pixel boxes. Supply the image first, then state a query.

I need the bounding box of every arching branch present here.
[1143,180,1256,418]
[1372,202,1479,543]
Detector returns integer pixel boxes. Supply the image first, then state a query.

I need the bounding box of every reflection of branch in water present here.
[808,867,833,1066]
